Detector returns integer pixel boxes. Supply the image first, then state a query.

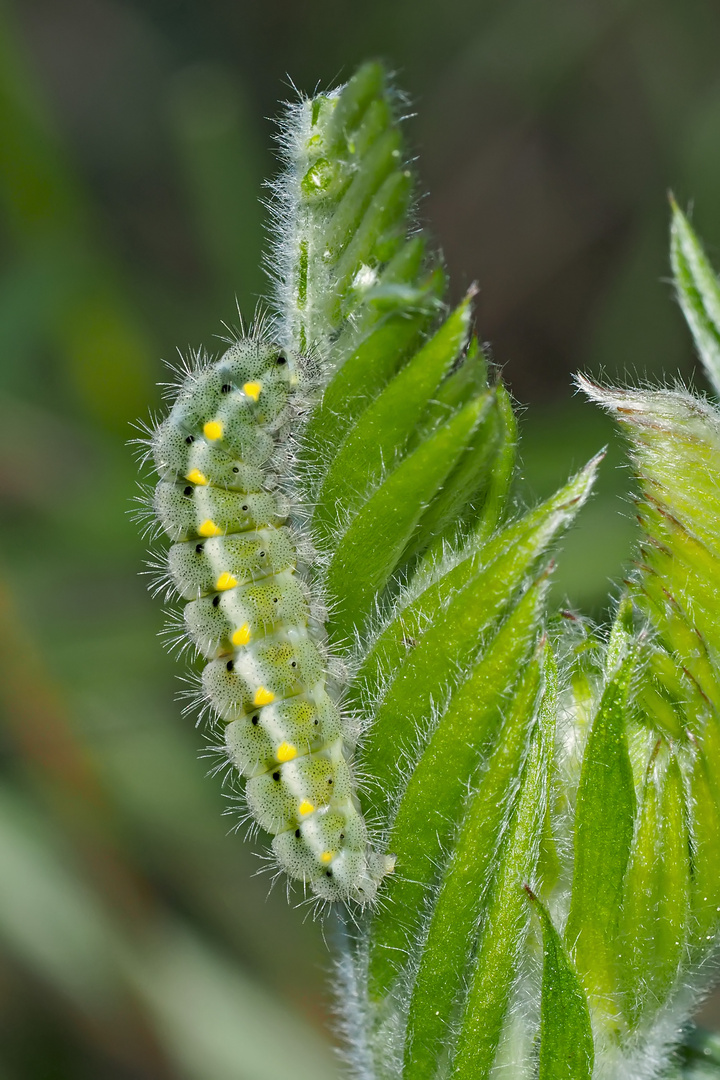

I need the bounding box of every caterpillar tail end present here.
[347,849,396,907]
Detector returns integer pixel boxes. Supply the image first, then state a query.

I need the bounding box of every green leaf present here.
[362,559,551,835]
[355,454,601,783]
[326,61,385,149]
[620,747,690,1023]
[303,289,440,473]
[584,368,720,993]
[314,294,473,540]
[670,198,720,398]
[367,573,550,999]
[283,61,422,356]
[413,335,488,436]
[473,382,518,542]
[638,503,720,649]
[579,382,720,557]
[450,651,556,1080]
[606,593,634,673]
[401,388,498,566]
[330,170,414,321]
[322,128,403,258]
[529,890,594,1080]
[565,652,636,1019]
[689,740,720,948]
[580,378,720,711]
[402,649,544,1080]
[326,397,486,642]
[331,236,440,351]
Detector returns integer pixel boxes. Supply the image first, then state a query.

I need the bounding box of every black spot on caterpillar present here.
[144,337,394,905]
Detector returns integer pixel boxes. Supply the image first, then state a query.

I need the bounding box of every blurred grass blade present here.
[0,783,119,1012]
[450,651,556,1080]
[166,64,265,298]
[403,649,544,1080]
[0,2,154,429]
[367,576,550,999]
[670,199,720,398]
[0,781,337,1080]
[529,889,594,1080]
[124,920,338,1080]
[565,652,636,1019]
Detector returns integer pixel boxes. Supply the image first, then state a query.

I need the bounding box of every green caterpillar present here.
[144,334,394,905]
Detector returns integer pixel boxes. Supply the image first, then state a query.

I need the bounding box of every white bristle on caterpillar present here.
[145,335,394,905]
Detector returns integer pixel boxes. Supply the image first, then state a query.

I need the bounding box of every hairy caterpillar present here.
[143,333,394,905]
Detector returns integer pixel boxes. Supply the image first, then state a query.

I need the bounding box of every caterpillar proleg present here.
[145,335,394,905]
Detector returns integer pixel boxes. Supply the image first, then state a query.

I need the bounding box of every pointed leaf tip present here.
[526,890,595,1080]
[670,203,720,398]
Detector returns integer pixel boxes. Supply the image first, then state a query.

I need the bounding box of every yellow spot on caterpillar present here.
[232,623,251,647]
[276,742,297,763]
[320,851,334,864]
[203,420,224,441]
[253,686,275,706]
[243,381,262,401]
[198,519,222,537]
[185,468,207,486]
[215,572,237,592]
[298,800,315,817]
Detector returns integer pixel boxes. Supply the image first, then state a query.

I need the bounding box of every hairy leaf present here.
[620,747,690,1023]
[326,396,486,642]
[565,652,636,1018]
[671,199,720,398]
[402,649,544,1080]
[367,574,550,998]
[450,652,556,1079]
[530,890,594,1080]
[314,294,474,541]
[355,454,601,780]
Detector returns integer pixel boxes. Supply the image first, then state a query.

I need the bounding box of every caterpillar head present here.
[217,339,300,392]
[152,339,301,482]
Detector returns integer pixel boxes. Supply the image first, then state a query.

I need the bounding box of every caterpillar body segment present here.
[148,337,393,905]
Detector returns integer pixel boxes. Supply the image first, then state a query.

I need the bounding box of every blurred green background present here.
[1,0,719,1075]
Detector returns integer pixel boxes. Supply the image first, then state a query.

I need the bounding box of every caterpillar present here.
[143,333,394,905]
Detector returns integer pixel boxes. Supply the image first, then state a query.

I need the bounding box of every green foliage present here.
[450,657,555,1080]
[565,649,636,1021]
[403,652,543,1079]
[10,31,720,1077]
[262,64,720,1080]
[671,199,720,399]
[531,888,594,1080]
[10,2,720,1074]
